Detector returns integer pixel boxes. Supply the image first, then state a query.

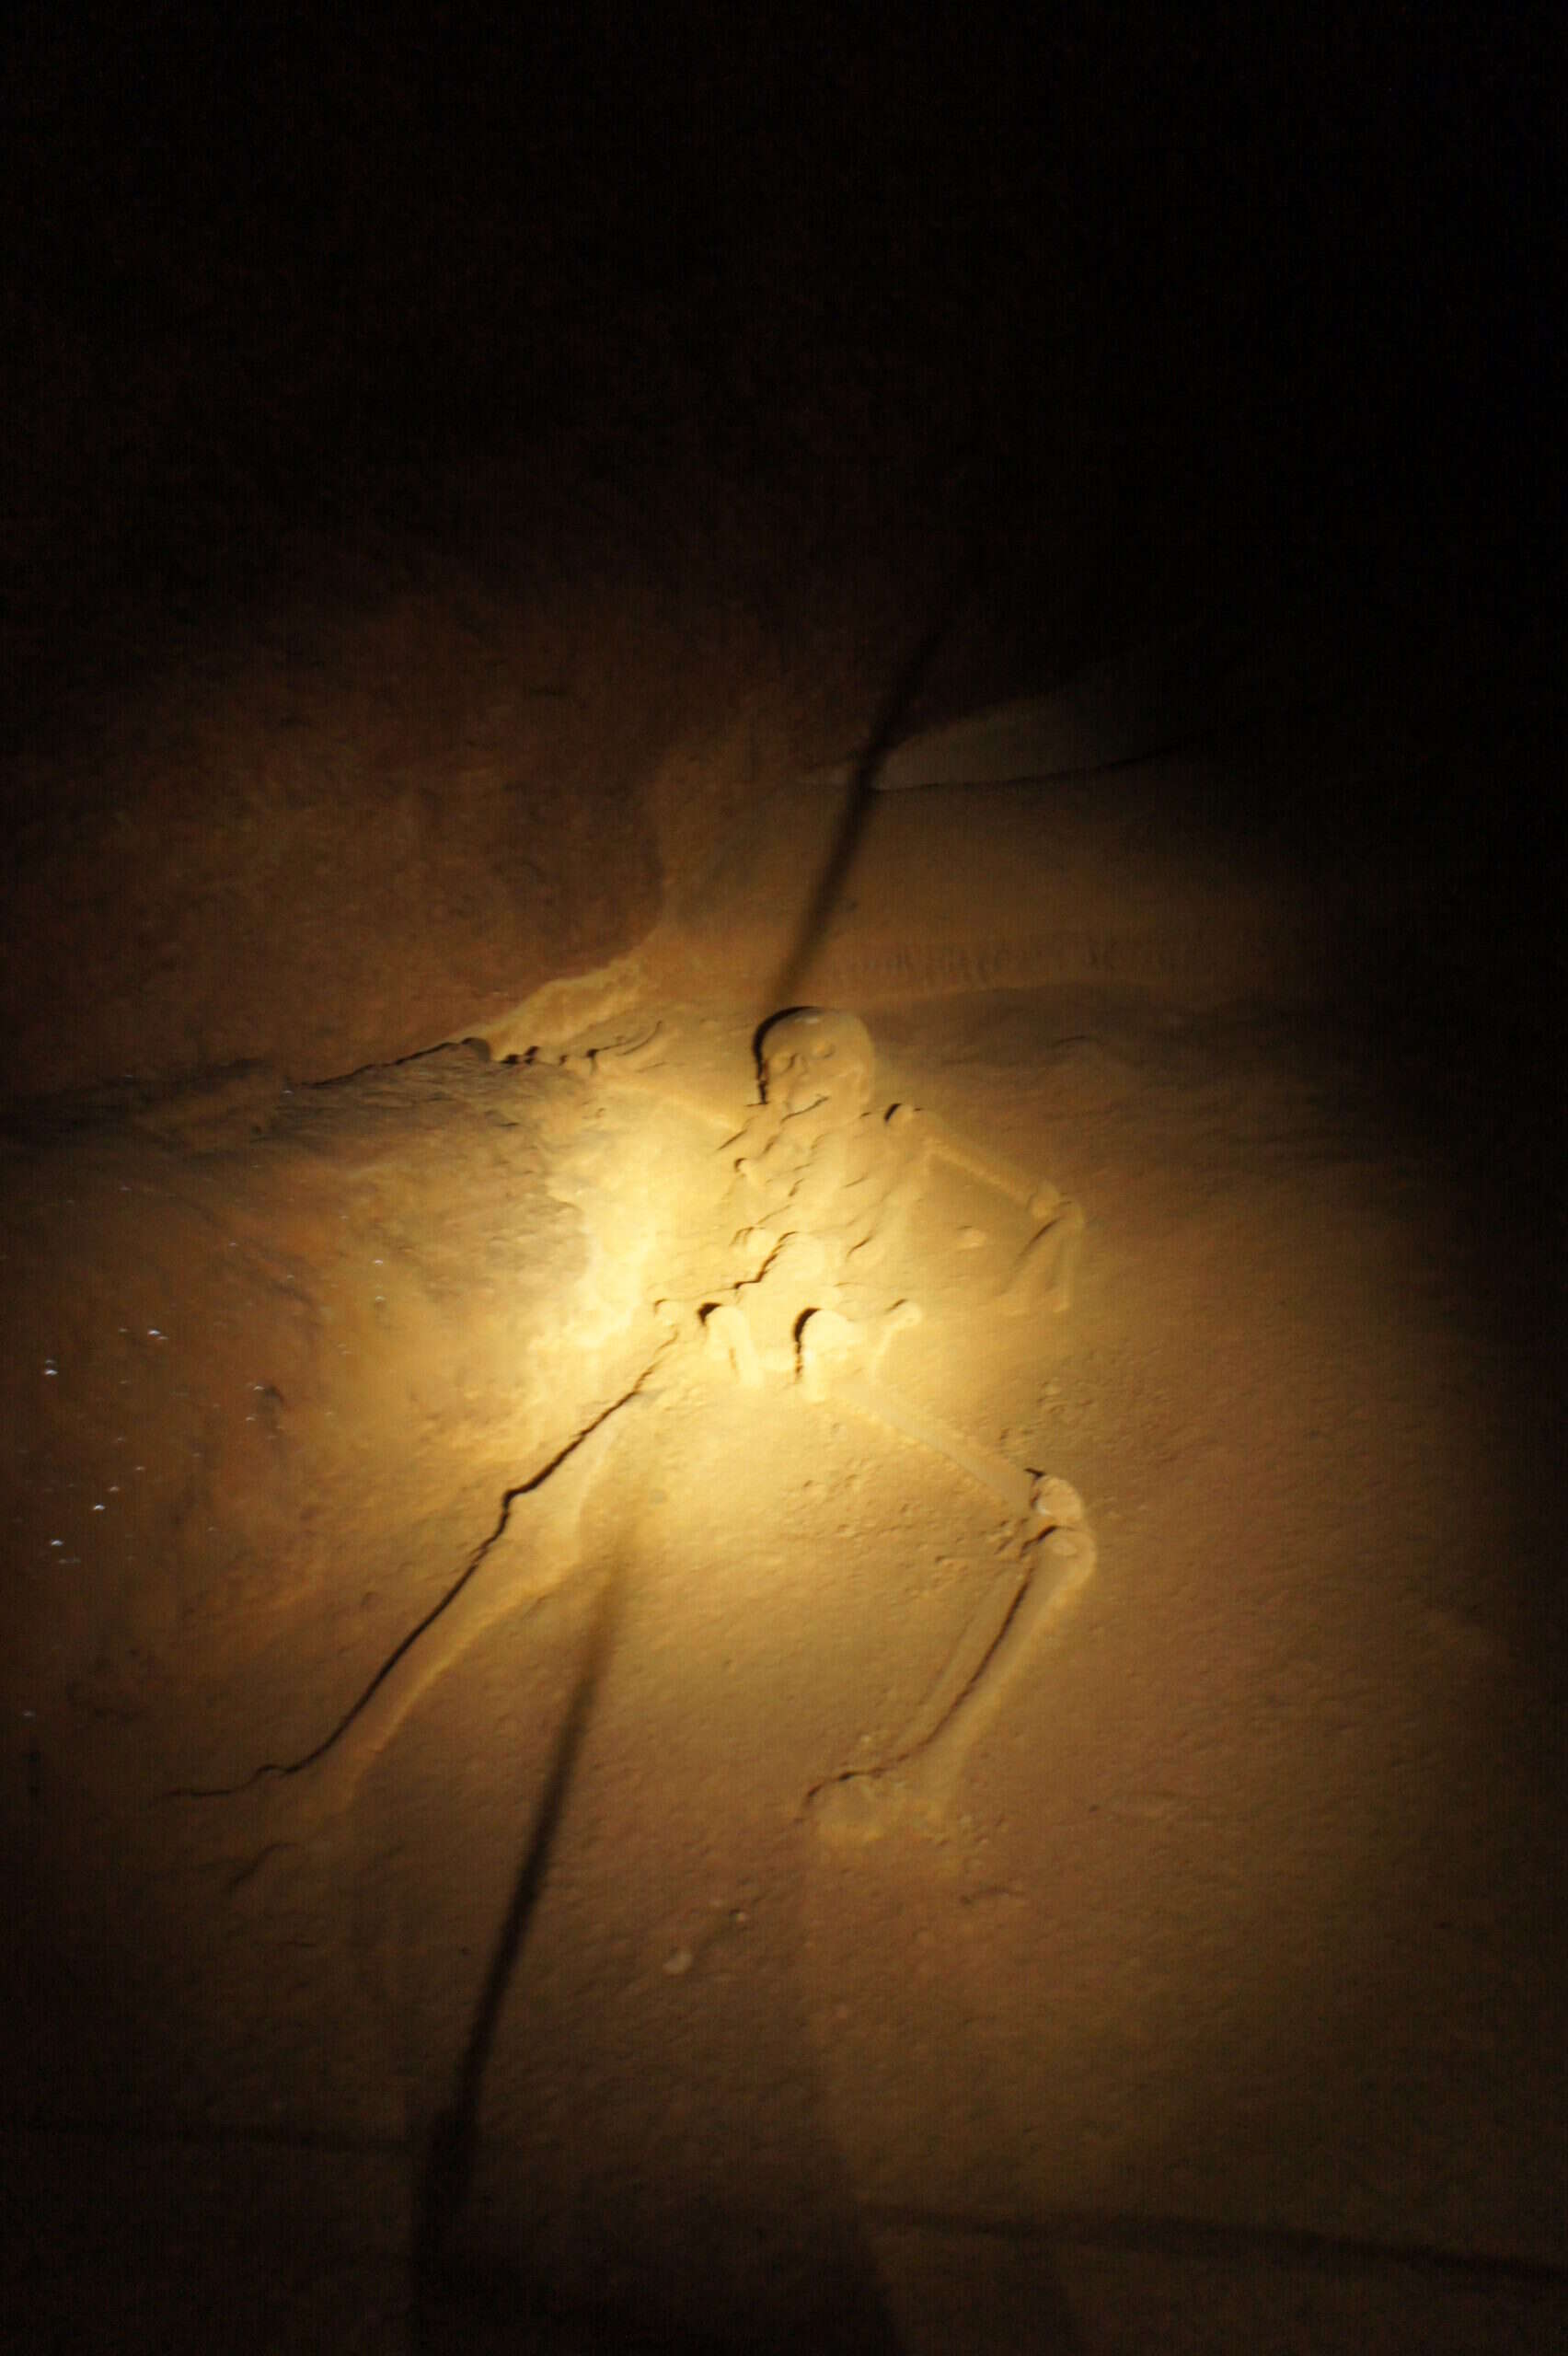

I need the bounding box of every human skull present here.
[758,1008,875,1119]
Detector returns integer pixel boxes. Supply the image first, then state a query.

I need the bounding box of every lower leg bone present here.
[810,1482,1095,1842]
[896,1517,1095,1816]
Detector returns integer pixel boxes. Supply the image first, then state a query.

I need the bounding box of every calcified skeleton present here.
[690,1007,1095,1840]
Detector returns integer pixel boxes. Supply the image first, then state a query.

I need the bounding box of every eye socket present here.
[813,1042,835,1060]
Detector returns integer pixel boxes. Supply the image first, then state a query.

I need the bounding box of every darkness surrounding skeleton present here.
[2,8,1564,2351]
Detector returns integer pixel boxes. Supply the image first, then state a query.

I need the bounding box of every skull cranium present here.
[757,1008,875,1121]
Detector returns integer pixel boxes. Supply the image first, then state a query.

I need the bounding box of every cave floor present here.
[3,784,1564,2353]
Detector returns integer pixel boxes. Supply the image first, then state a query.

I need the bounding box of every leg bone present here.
[810,1482,1095,1843]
